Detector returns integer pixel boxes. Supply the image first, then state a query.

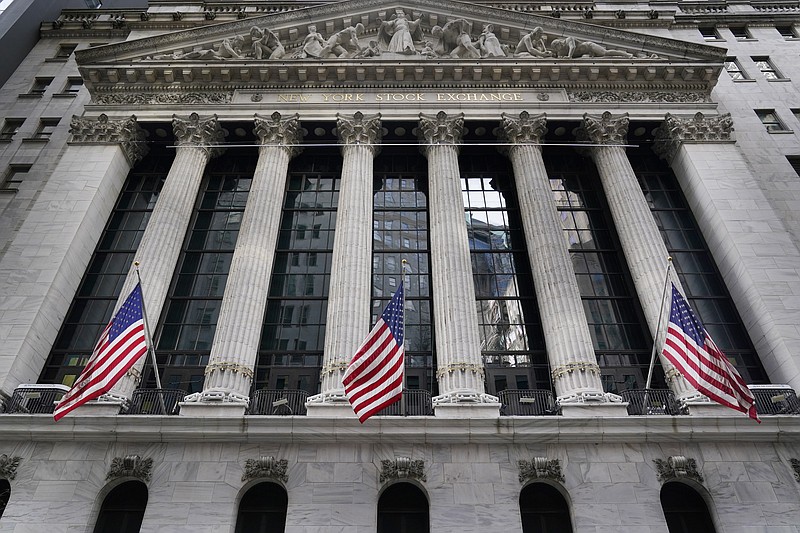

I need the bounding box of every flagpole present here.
[401,259,409,417]
[645,256,673,391]
[133,262,168,414]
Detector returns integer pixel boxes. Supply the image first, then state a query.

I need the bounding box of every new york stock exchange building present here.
[2,0,800,531]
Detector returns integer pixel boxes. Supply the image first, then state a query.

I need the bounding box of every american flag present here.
[343,282,404,423]
[54,283,149,421]
[662,284,759,422]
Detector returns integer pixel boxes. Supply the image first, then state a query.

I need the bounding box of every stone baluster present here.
[578,112,698,402]
[418,111,500,417]
[106,113,225,401]
[306,112,381,417]
[499,112,626,415]
[181,113,302,416]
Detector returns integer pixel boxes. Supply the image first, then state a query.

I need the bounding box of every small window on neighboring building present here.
[755,109,787,132]
[3,165,31,189]
[777,25,797,38]
[752,57,784,80]
[724,58,747,80]
[62,77,84,94]
[699,27,719,40]
[55,44,77,59]
[730,26,750,40]
[28,77,53,95]
[792,109,800,123]
[0,119,24,141]
[0,479,10,519]
[33,118,60,139]
[788,156,800,177]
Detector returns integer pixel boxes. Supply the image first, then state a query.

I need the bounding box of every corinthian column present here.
[306,112,381,417]
[499,112,626,416]
[107,113,225,401]
[181,113,302,417]
[419,111,500,417]
[578,112,698,402]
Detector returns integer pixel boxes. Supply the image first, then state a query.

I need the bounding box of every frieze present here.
[568,91,710,104]
[0,454,22,480]
[106,455,153,482]
[380,456,426,482]
[518,457,565,483]
[92,92,234,105]
[242,456,289,482]
[69,113,148,165]
[653,456,704,483]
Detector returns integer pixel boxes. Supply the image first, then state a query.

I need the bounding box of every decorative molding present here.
[0,454,22,480]
[203,361,255,380]
[335,112,383,153]
[242,456,289,482]
[432,390,499,404]
[69,114,148,165]
[653,455,704,483]
[578,111,629,145]
[380,457,426,482]
[568,91,710,103]
[518,457,565,483]
[418,111,465,149]
[551,361,602,379]
[92,92,234,106]
[653,112,735,161]
[790,458,800,482]
[106,455,153,482]
[172,113,225,157]
[254,112,303,157]
[500,111,547,149]
[435,362,484,379]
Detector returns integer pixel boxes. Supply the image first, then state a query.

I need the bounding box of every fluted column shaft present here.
[317,112,382,398]
[110,113,224,399]
[198,113,302,402]
[500,112,607,402]
[419,112,489,401]
[580,112,696,400]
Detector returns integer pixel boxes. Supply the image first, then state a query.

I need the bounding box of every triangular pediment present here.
[76,0,726,97]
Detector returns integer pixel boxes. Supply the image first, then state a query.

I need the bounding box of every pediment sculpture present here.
[143,10,660,62]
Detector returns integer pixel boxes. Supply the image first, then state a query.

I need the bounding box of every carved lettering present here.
[270,92,525,104]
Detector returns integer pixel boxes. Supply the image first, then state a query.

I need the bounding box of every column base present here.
[433,390,501,418]
[305,389,356,418]
[71,400,125,416]
[560,402,629,417]
[684,400,741,417]
[179,401,247,417]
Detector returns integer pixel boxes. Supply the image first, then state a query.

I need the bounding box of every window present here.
[55,43,77,59]
[3,165,31,189]
[0,479,9,520]
[723,58,747,80]
[520,483,574,533]
[378,483,430,533]
[33,118,60,139]
[0,119,24,141]
[62,77,83,94]
[752,57,783,80]
[698,27,719,40]
[788,156,800,177]
[793,109,800,123]
[234,482,287,533]
[755,109,787,132]
[93,481,147,533]
[730,26,750,40]
[28,77,53,95]
[777,25,797,38]
[660,482,716,533]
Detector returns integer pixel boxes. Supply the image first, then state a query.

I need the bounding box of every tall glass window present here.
[545,147,654,393]
[660,482,716,533]
[235,482,288,533]
[372,148,434,393]
[377,483,430,533]
[520,483,573,533]
[39,147,172,386]
[93,481,147,533]
[631,146,768,383]
[152,149,256,393]
[461,148,548,394]
[255,149,340,393]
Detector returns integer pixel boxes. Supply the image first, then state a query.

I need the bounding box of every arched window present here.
[520,482,573,533]
[234,482,288,533]
[660,481,716,533]
[93,480,148,533]
[377,482,430,533]
[0,479,10,519]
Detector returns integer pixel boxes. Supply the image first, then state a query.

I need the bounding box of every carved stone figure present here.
[550,36,633,59]
[420,40,437,58]
[432,19,480,59]
[300,25,325,58]
[379,9,423,54]
[357,40,382,58]
[150,35,246,61]
[250,26,285,59]
[477,24,505,57]
[514,27,552,58]
[319,23,365,58]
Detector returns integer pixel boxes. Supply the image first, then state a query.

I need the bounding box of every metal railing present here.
[127,388,185,415]
[5,384,70,414]
[374,389,434,416]
[621,389,684,415]
[248,389,309,415]
[750,385,800,415]
[499,389,559,416]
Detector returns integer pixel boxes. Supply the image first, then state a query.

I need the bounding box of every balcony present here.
[499,389,559,416]
[4,384,69,414]
[127,388,185,415]
[621,389,685,416]
[373,389,434,416]
[248,389,310,415]
[750,385,800,415]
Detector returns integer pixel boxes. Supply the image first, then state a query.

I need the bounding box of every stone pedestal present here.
[560,402,630,417]
[684,400,743,417]
[70,400,126,416]
[178,401,247,417]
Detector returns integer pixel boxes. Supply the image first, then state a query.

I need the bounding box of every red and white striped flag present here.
[662,284,759,422]
[343,282,404,423]
[54,283,148,421]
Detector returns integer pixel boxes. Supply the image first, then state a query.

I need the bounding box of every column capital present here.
[499,111,547,150]
[172,113,225,158]
[578,111,629,145]
[254,112,304,158]
[418,111,464,153]
[69,113,149,165]
[336,111,382,154]
[653,112,735,161]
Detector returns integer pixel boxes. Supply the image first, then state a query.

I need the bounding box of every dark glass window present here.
[152,149,256,393]
[29,77,53,95]
[33,118,60,139]
[788,156,800,177]
[378,483,430,533]
[1,119,24,140]
[461,148,549,394]
[3,164,30,189]
[545,147,653,393]
[39,147,172,386]
[520,483,573,533]
[372,148,435,394]
[724,58,747,80]
[661,482,716,533]
[730,26,750,40]
[93,481,147,533]
[698,27,719,40]
[752,57,782,80]
[777,25,797,38]
[255,149,340,393]
[0,479,9,519]
[631,146,768,384]
[755,109,786,132]
[55,44,78,59]
[62,77,84,94]
[234,482,287,533]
